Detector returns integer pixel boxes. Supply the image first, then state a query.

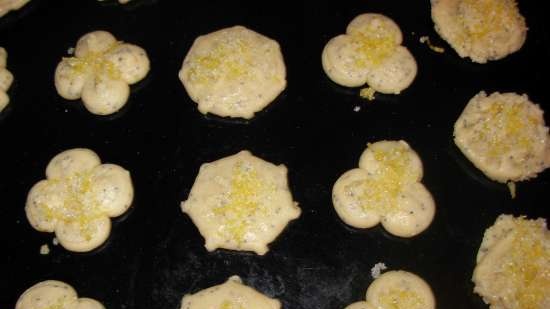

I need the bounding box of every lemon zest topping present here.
[65,42,122,80]
[351,21,398,67]
[378,288,425,309]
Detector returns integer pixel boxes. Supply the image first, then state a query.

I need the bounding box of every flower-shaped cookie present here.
[179,25,287,119]
[55,30,150,115]
[16,280,105,309]
[0,0,30,18]
[25,148,134,252]
[180,276,281,309]
[181,150,301,255]
[344,271,435,309]
[332,140,435,237]
[431,0,527,63]
[454,91,550,183]
[0,47,14,112]
[322,13,417,94]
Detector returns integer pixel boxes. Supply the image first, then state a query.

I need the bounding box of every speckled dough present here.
[180,276,280,309]
[322,13,417,94]
[0,0,29,17]
[179,25,287,119]
[25,148,134,252]
[431,0,527,63]
[55,30,150,115]
[343,271,435,309]
[473,215,550,309]
[454,91,550,183]
[0,47,14,112]
[16,280,105,309]
[332,140,435,237]
[181,150,301,255]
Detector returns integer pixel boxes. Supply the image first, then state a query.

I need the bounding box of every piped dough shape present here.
[322,13,417,94]
[180,276,281,309]
[431,0,527,63]
[178,25,287,119]
[25,148,134,252]
[454,91,550,183]
[332,140,435,237]
[0,47,14,112]
[181,150,301,255]
[16,280,105,309]
[343,270,435,309]
[473,215,550,309]
[0,0,29,17]
[55,30,150,115]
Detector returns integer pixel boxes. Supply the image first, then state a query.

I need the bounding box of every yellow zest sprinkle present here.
[351,21,398,67]
[359,87,376,101]
[220,300,244,309]
[213,161,273,242]
[378,288,425,309]
[187,39,252,84]
[347,144,414,213]
[459,0,522,42]
[65,42,121,80]
[419,36,445,53]
[501,218,550,309]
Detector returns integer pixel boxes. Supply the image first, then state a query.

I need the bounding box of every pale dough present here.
[25,148,134,252]
[180,276,280,309]
[181,150,301,255]
[55,31,150,115]
[322,13,417,94]
[454,91,550,183]
[0,47,14,112]
[179,25,287,119]
[431,0,527,63]
[332,140,435,237]
[16,280,105,309]
[0,0,29,17]
[343,270,435,309]
[473,215,550,309]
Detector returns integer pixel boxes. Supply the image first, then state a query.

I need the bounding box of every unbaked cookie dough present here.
[16,280,105,309]
[473,215,549,309]
[180,276,280,309]
[344,270,436,309]
[333,140,435,237]
[0,0,29,17]
[431,0,527,63]
[25,148,134,252]
[322,13,417,94]
[454,91,550,183]
[181,150,301,255]
[55,30,150,115]
[178,25,287,119]
[0,47,14,112]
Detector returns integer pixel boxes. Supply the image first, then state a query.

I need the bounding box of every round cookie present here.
[179,26,287,119]
[180,276,281,309]
[25,148,134,252]
[453,91,550,183]
[332,140,435,237]
[16,280,105,309]
[473,215,549,309]
[181,150,301,255]
[366,271,436,309]
[55,30,150,115]
[0,47,14,112]
[322,13,417,94]
[431,0,527,63]
[0,0,30,17]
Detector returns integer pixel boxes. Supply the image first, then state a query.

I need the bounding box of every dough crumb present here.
[67,47,75,55]
[353,106,361,112]
[359,87,376,101]
[40,244,50,255]
[420,36,445,53]
[507,182,516,199]
[371,262,387,278]
[52,237,59,246]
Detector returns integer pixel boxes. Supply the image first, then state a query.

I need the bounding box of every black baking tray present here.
[1,1,548,308]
